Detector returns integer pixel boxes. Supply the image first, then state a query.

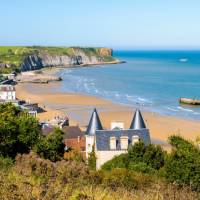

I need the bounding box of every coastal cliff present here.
[0,46,119,73]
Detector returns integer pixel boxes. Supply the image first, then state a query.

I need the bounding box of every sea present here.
[55,50,200,121]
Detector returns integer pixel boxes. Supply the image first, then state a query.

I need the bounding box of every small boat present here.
[179,98,200,105]
[179,58,188,63]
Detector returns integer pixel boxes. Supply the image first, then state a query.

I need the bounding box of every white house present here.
[85,109,151,169]
[0,85,16,101]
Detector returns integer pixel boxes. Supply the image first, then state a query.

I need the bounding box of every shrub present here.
[102,168,138,190]
[143,144,165,170]
[101,153,128,170]
[128,141,146,163]
[165,135,200,191]
[0,156,14,171]
[102,141,165,173]
[128,162,155,174]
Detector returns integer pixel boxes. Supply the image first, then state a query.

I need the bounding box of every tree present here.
[34,128,64,162]
[0,103,40,158]
[8,49,14,55]
[18,114,40,147]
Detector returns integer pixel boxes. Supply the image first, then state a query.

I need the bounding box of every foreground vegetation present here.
[102,137,200,193]
[0,46,115,74]
[0,153,199,200]
[0,103,200,199]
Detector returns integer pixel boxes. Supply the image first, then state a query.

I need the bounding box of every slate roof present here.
[86,108,103,135]
[95,129,150,151]
[130,109,146,129]
[62,126,84,139]
[42,125,83,139]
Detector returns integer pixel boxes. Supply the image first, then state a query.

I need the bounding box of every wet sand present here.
[16,82,200,145]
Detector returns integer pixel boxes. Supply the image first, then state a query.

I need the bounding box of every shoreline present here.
[15,59,124,84]
[16,81,200,146]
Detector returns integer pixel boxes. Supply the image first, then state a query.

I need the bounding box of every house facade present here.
[0,85,16,101]
[85,109,151,169]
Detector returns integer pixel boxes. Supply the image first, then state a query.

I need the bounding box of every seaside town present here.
[0,72,152,169]
[1,1,200,199]
[0,46,200,199]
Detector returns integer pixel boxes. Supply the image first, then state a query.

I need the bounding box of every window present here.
[110,137,116,150]
[132,135,139,145]
[120,136,128,150]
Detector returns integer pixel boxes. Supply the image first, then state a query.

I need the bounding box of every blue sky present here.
[1,0,200,49]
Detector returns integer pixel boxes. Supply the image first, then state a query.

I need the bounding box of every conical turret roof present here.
[86,108,103,135]
[130,109,146,130]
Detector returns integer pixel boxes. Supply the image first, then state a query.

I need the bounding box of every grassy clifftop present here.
[0,46,115,73]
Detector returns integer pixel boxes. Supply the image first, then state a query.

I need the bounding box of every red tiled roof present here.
[64,136,86,151]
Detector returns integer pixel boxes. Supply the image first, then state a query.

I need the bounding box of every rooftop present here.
[130,109,146,129]
[95,129,151,151]
[62,126,84,139]
[0,84,15,92]
[86,108,103,135]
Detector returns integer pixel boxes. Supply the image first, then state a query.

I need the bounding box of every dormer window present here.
[111,121,124,130]
[120,136,128,150]
[110,136,116,150]
[132,135,139,145]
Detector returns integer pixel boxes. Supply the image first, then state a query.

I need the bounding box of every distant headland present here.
[0,46,122,73]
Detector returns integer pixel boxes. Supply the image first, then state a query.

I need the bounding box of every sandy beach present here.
[15,81,200,146]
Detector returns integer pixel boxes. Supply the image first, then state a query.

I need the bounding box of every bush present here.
[102,141,165,173]
[128,162,155,174]
[102,168,138,189]
[164,135,200,191]
[101,153,129,171]
[143,144,165,170]
[64,149,85,163]
[0,156,14,171]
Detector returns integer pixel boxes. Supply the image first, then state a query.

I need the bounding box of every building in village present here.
[47,116,69,129]
[18,101,41,118]
[0,84,16,101]
[63,126,86,158]
[0,84,41,117]
[41,123,86,159]
[85,108,151,169]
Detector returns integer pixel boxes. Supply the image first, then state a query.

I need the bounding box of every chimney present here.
[77,136,80,143]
